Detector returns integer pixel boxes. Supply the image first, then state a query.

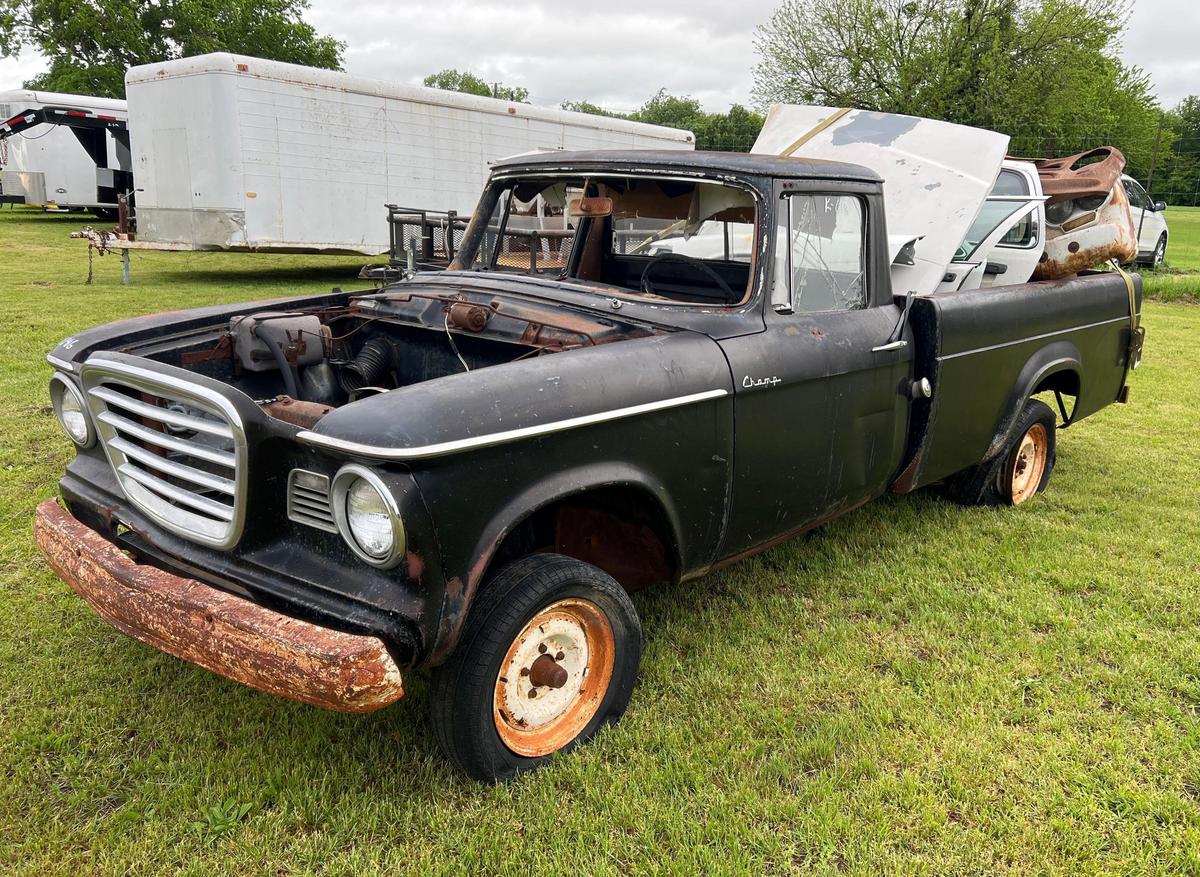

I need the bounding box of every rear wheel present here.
[430,554,641,782]
[946,399,1056,506]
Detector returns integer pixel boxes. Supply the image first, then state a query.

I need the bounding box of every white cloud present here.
[309,0,775,112]
[0,51,47,95]
[0,0,1194,112]
[1120,0,1200,110]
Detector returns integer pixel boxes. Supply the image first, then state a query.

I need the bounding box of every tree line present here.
[416,72,767,154]
[1,0,1192,200]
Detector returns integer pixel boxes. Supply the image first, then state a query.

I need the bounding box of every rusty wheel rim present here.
[493,598,616,757]
[1010,423,1049,505]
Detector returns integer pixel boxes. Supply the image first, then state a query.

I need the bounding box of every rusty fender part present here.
[33,499,404,713]
[1033,182,1138,281]
[1027,147,1126,203]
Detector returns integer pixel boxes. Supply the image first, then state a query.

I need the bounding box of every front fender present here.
[424,460,688,665]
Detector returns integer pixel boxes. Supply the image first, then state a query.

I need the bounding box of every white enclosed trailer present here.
[124,54,695,255]
[0,90,128,211]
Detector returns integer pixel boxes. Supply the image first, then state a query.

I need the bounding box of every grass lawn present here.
[1163,206,1200,270]
[2,207,1200,875]
[1143,206,1200,303]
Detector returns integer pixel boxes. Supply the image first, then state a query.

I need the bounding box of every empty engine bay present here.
[124,290,661,428]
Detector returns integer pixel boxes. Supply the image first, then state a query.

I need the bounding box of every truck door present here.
[718,188,912,557]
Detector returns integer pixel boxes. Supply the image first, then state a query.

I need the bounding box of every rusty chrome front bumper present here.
[33,499,405,713]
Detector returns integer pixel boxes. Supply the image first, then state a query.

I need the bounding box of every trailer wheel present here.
[430,554,641,782]
[946,399,1057,506]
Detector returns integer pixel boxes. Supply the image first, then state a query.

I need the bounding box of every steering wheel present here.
[640,253,737,301]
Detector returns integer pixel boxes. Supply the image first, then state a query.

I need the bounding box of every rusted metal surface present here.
[446,301,491,332]
[33,499,404,713]
[1033,182,1138,280]
[180,333,233,365]
[1009,423,1049,505]
[262,396,334,429]
[1028,147,1126,203]
[555,505,672,591]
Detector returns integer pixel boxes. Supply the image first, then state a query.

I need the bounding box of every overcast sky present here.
[1,0,1196,112]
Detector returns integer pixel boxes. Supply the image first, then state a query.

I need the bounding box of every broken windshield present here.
[468,174,758,306]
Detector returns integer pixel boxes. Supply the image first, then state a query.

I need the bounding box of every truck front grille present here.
[80,359,248,550]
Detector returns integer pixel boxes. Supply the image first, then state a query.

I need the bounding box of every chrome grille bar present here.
[89,385,233,438]
[107,436,236,495]
[95,410,237,468]
[118,464,236,521]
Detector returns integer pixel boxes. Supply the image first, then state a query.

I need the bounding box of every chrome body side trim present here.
[937,315,1129,362]
[297,388,730,461]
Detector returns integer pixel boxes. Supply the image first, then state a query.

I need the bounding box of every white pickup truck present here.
[749,106,1143,294]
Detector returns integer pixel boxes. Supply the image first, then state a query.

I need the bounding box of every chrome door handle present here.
[871,339,908,353]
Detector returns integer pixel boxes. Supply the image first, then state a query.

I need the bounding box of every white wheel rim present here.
[493,598,616,757]
[501,614,589,729]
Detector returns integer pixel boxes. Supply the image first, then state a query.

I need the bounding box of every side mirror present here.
[1154,200,1167,212]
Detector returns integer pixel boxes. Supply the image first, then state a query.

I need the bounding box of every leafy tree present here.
[559,99,623,119]
[752,0,1162,166]
[423,69,528,103]
[561,89,764,151]
[0,0,343,98]
[628,89,708,133]
[690,103,765,152]
[1156,97,1200,204]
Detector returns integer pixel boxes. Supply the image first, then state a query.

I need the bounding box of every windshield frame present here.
[452,169,767,310]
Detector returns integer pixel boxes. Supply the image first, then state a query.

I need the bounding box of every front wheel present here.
[945,399,1057,506]
[1152,234,1167,268]
[429,554,641,782]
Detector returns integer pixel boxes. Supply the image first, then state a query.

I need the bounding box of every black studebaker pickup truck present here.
[36,151,1144,781]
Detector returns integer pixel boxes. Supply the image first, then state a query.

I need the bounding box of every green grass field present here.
[2,207,1200,875]
[1143,205,1200,303]
[1163,206,1200,270]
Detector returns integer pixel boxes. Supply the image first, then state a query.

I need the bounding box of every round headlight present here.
[331,465,405,568]
[50,374,94,447]
[1076,194,1109,212]
[1045,199,1076,226]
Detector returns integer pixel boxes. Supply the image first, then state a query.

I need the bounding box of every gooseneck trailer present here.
[0,90,130,215]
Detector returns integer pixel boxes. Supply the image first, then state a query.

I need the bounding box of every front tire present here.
[945,399,1057,506]
[430,554,641,782]
[1152,233,1167,268]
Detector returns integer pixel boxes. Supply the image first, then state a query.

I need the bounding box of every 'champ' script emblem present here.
[742,375,782,389]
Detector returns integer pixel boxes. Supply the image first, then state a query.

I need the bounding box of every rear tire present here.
[429,554,641,782]
[945,399,1056,506]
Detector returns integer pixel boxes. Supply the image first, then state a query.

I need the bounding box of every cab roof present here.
[490,149,881,183]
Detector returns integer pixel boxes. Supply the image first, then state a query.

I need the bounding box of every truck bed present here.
[896,271,1141,492]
